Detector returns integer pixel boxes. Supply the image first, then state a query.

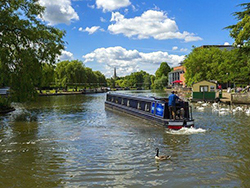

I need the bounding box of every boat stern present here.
[167,119,194,130]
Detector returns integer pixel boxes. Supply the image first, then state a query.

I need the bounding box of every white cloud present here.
[172,46,178,50]
[79,26,100,34]
[82,46,185,76]
[59,50,74,61]
[96,0,131,12]
[131,5,138,12]
[100,17,106,22]
[87,4,95,9]
[39,0,79,25]
[108,10,202,42]
[180,48,188,52]
[224,42,230,45]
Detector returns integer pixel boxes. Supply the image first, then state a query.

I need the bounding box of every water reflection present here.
[0,92,250,187]
[0,115,65,187]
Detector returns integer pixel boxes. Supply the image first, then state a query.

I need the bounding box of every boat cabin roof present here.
[107,92,168,103]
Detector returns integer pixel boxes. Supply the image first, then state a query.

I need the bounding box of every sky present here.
[38,0,247,78]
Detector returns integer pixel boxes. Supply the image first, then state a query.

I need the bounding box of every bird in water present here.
[155,148,171,160]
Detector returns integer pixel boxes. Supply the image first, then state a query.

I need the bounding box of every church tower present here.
[113,67,117,79]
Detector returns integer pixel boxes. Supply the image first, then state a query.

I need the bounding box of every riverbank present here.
[38,88,107,96]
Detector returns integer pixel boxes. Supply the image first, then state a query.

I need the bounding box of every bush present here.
[0,97,11,109]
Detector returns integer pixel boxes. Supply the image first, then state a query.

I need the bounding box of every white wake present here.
[166,127,206,135]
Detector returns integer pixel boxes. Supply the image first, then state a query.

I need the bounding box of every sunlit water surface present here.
[0,91,250,187]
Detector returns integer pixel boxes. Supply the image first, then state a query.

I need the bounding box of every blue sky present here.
[38,0,246,77]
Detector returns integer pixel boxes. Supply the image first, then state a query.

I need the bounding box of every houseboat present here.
[105,93,194,130]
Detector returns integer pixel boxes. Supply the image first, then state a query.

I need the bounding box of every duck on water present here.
[105,92,194,130]
[155,148,171,161]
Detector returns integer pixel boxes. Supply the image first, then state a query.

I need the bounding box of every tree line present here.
[42,60,107,89]
[108,62,171,90]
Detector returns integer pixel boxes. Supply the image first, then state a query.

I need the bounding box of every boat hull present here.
[105,101,194,130]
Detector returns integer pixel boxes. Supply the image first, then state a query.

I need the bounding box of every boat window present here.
[127,100,130,107]
[145,103,150,111]
[121,99,124,105]
[111,97,114,102]
[137,102,141,110]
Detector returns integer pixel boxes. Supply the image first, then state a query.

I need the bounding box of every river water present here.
[0,91,250,187]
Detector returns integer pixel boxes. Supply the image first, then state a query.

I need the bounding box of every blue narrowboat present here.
[105,93,194,130]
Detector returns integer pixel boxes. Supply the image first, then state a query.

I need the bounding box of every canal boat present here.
[105,93,194,130]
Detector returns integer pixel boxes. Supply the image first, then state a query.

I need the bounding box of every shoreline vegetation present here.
[1,88,250,114]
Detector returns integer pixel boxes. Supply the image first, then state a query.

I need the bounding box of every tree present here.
[155,62,171,79]
[184,47,226,86]
[143,75,152,89]
[226,3,250,48]
[225,3,250,84]
[0,0,65,101]
[55,61,70,88]
[153,75,168,89]
[94,71,107,86]
[129,71,147,88]
[184,46,250,86]
[86,67,97,87]
[41,63,55,88]
[0,60,10,87]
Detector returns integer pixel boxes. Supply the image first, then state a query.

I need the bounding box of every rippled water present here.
[0,91,250,187]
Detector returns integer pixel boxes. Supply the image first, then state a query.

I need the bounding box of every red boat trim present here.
[168,126,183,130]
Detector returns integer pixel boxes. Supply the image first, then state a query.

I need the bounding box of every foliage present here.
[0,97,11,109]
[113,70,152,89]
[184,47,250,86]
[225,3,250,48]
[94,71,106,86]
[40,63,55,88]
[54,60,106,88]
[0,60,10,87]
[153,75,168,89]
[155,62,171,79]
[152,62,171,89]
[0,0,65,101]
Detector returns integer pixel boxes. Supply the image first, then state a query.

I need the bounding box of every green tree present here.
[155,62,171,79]
[143,75,152,89]
[86,67,97,87]
[94,71,107,86]
[0,60,10,87]
[129,71,147,88]
[184,47,226,86]
[153,75,168,89]
[0,0,65,101]
[41,63,55,88]
[226,3,250,48]
[55,61,70,88]
[55,60,89,90]
[225,3,250,83]
[107,78,115,88]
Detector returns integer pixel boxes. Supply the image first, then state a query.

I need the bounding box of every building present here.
[113,67,117,79]
[168,63,186,87]
[199,45,234,51]
[192,80,220,101]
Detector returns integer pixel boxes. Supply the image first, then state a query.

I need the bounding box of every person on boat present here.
[168,91,181,120]
[176,100,185,119]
